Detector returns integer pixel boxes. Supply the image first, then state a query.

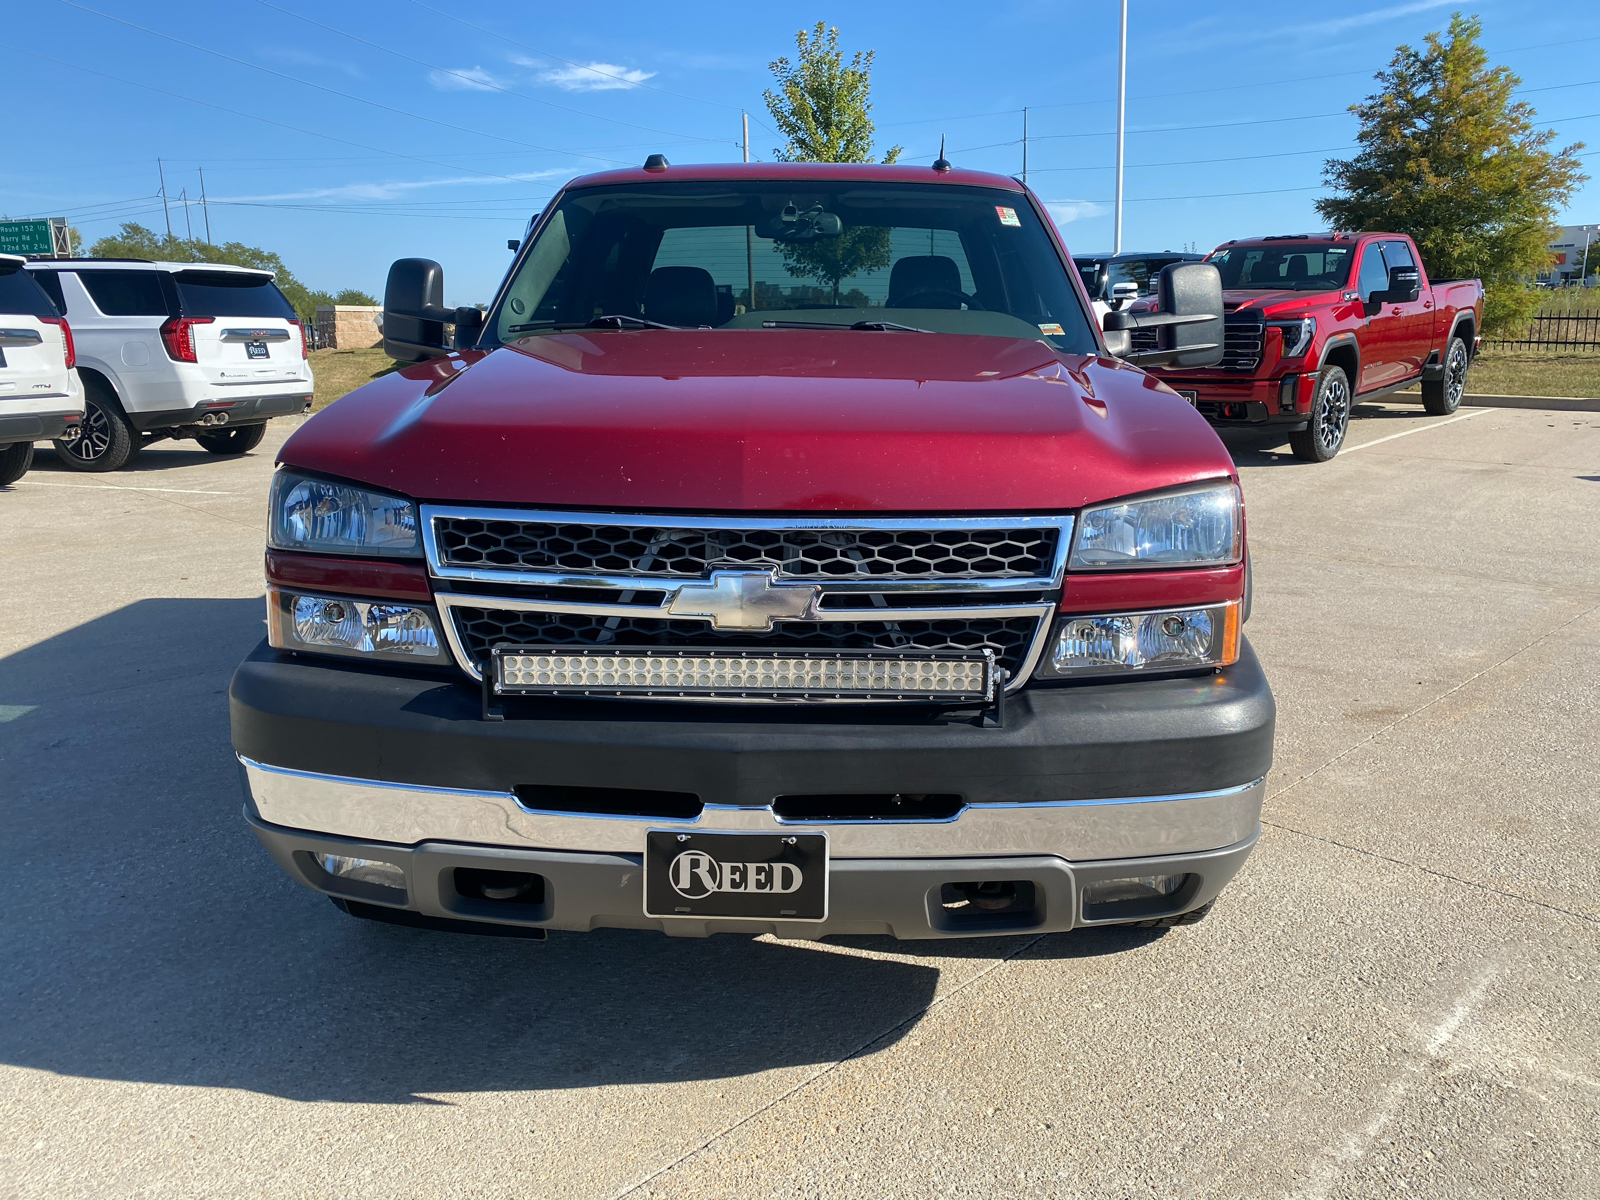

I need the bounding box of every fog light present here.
[1081,874,1183,906]
[315,853,406,891]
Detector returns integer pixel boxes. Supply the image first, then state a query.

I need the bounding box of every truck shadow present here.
[0,598,1154,1105]
[1220,402,1440,468]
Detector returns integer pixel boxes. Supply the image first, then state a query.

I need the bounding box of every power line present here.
[53,1,634,166]
[1027,145,1359,174]
[248,0,736,148]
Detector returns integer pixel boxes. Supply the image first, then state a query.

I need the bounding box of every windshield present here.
[1206,243,1354,291]
[1073,256,1192,301]
[486,180,1096,353]
[174,271,296,319]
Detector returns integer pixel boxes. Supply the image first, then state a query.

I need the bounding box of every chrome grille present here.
[433,516,1057,580]
[1222,314,1265,372]
[449,607,1041,678]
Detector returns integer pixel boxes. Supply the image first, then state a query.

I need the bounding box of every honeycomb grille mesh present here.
[451,608,1041,677]
[435,518,1056,580]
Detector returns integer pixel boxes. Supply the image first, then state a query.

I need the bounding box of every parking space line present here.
[1341,407,1490,455]
[14,480,234,496]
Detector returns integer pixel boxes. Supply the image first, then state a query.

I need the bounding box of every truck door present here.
[1377,239,1433,382]
[1354,243,1397,392]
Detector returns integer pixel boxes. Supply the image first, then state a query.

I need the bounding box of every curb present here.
[1394,391,1600,412]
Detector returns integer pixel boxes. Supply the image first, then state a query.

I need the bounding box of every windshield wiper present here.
[760,319,931,333]
[507,314,680,333]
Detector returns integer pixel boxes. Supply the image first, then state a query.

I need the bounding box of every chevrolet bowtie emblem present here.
[667,571,821,630]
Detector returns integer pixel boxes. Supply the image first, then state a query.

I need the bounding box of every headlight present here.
[267,588,444,661]
[1033,602,1240,678]
[269,471,419,557]
[1269,316,1315,358]
[1070,481,1241,570]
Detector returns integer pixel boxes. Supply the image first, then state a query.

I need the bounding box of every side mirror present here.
[1383,265,1420,304]
[1109,280,1140,311]
[383,258,450,362]
[1100,262,1224,369]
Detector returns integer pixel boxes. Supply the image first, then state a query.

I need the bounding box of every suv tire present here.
[52,387,138,472]
[195,424,267,456]
[0,441,33,486]
[1421,335,1468,415]
[1288,365,1351,462]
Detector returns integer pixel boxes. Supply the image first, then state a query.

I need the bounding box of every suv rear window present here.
[79,269,173,317]
[173,271,296,319]
[0,267,60,318]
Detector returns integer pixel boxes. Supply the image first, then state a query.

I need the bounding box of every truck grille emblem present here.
[666,570,821,630]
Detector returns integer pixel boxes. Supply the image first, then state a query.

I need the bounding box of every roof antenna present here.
[932,136,951,173]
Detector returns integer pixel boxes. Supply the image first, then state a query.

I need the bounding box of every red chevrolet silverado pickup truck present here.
[230,161,1275,941]
[1146,232,1484,461]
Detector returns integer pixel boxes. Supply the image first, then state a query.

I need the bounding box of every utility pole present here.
[1581,225,1595,285]
[158,158,173,240]
[743,110,755,314]
[199,167,212,243]
[1022,107,1029,185]
[180,188,193,241]
[1114,0,1127,254]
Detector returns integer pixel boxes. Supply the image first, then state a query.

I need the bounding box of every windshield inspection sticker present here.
[1038,323,1065,336]
[996,206,1022,227]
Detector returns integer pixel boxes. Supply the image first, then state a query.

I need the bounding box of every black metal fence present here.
[1484,311,1600,351]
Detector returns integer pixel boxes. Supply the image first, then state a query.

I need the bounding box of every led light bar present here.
[491,647,995,702]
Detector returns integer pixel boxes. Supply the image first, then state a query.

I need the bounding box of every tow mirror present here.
[382,258,484,361]
[1099,262,1224,369]
[1109,280,1140,311]
[1382,265,1420,304]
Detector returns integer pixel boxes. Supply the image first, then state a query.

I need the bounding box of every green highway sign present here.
[0,218,68,257]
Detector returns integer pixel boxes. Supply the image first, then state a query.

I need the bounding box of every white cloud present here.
[428,66,503,92]
[217,170,571,204]
[1046,201,1109,225]
[537,61,655,91]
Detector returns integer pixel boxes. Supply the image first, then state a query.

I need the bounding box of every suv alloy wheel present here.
[1289,365,1351,462]
[52,388,137,472]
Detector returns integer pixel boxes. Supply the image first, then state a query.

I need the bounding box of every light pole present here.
[1113,0,1127,254]
[1581,225,1595,287]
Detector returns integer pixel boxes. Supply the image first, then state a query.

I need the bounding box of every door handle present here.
[1422,300,1434,309]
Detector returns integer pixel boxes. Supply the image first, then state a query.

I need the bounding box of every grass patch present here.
[1465,350,1600,398]
[309,347,403,411]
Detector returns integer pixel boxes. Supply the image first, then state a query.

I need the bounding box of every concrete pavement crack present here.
[609,931,1049,1199]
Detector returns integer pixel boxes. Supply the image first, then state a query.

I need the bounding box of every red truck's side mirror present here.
[1101,263,1225,369]
[1380,266,1421,305]
[383,258,451,362]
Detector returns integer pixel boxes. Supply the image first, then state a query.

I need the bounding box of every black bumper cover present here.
[229,639,1275,804]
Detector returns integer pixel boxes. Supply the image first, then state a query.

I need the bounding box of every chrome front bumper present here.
[239,755,1264,863]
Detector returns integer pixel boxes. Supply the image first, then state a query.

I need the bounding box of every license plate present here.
[1177,389,1199,406]
[644,830,828,921]
[246,341,269,359]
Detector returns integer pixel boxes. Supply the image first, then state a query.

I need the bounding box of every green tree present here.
[1316,14,1587,336]
[88,223,371,323]
[763,23,901,304]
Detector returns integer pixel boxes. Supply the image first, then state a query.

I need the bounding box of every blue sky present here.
[5,0,1596,305]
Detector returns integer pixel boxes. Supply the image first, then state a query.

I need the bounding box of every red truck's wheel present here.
[1289,366,1351,462]
[1422,336,1468,415]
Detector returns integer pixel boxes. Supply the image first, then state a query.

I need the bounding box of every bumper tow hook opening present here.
[454,868,546,906]
[943,880,1025,912]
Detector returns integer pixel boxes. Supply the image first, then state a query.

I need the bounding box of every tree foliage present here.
[763,23,900,302]
[1316,14,1587,335]
[87,223,371,322]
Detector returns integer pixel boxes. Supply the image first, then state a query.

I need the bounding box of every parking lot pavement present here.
[2,402,1596,1199]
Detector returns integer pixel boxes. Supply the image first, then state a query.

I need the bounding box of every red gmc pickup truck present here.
[1146,232,1484,461]
[230,161,1275,942]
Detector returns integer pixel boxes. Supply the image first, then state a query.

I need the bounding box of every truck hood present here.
[280,330,1234,512]
[1224,288,1341,314]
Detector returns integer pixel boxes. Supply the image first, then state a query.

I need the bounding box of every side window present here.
[77,270,171,317]
[31,270,67,313]
[1357,246,1390,299]
[1381,240,1416,271]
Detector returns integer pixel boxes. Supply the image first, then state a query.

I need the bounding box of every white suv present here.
[27,260,314,471]
[0,254,82,487]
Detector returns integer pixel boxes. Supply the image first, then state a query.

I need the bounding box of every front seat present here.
[1284,254,1310,283]
[644,266,718,327]
[887,256,964,309]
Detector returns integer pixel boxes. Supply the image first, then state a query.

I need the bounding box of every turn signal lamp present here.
[159,316,214,363]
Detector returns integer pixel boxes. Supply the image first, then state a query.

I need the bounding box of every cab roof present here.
[562,160,1028,192]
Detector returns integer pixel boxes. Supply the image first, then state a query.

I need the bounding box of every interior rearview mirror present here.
[1100,262,1224,370]
[755,204,843,242]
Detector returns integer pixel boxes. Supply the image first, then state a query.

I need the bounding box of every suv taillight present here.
[40,316,74,369]
[289,318,308,358]
[159,316,214,363]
